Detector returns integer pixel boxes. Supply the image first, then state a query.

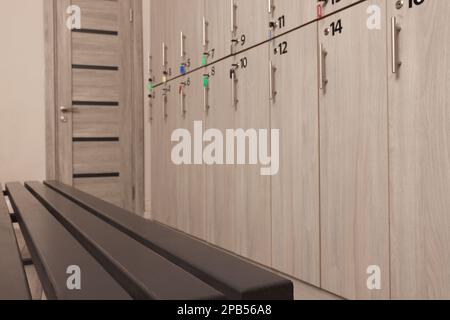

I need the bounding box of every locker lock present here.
[324,27,330,36]
[396,0,404,9]
[317,0,329,6]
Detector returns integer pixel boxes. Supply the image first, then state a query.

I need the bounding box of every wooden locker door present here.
[205,57,238,253]
[204,0,233,64]
[318,0,361,16]
[319,0,390,299]
[150,0,165,84]
[174,71,207,240]
[388,0,450,299]
[232,0,268,53]
[270,24,320,287]
[56,0,134,210]
[173,0,204,75]
[233,45,271,266]
[268,0,317,36]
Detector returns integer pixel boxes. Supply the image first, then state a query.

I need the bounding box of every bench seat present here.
[0,184,30,300]
[44,180,294,300]
[6,183,131,300]
[25,182,224,300]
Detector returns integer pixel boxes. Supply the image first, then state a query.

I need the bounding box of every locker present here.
[270,24,320,287]
[151,84,177,228]
[203,0,233,64]
[231,0,268,54]
[317,0,361,17]
[319,0,390,299]
[388,0,450,299]
[172,0,204,75]
[233,44,271,266]
[174,70,207,240]
[205,57,238,253]
[150,1,175,84]
[268,0,317,36]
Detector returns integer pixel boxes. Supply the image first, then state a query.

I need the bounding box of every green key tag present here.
[201,55,207,66]
[203,76,209,88]
[147,82,154,92]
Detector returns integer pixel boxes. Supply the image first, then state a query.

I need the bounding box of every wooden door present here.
[205,57,237,253]
[204,0,232,64]
[56,0,135,209]
[232,0,268,53]
[319,0,390,299]
[268,0,317,36]
[388,0,450,300]
[174,70,207,240]
[270,24,320,287]
[233,45,271,266]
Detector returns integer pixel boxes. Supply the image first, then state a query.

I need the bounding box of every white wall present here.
[0,0,46,185]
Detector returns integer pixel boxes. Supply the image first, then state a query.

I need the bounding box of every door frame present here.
[43,0,145,214]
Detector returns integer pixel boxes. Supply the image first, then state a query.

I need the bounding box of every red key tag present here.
[317,4,323,18]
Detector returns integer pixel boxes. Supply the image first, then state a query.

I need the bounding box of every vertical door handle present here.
[180,32,185,58]
[179,83,186,116]
[203,81,209,114]
[268,0,274,14]
[231,68,238,109]
[319,43,327,90]
[391,17,401,74]
[230,0,236,33]
[269,60,276,100]
[162,42,167,67]
[162,93,168,120]
[149,95,153,122]
[202,17,207,48]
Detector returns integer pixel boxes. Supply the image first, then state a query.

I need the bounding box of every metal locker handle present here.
[391,17,401,74]
[162,94,167,120]
[269,60,276,100]
[202,17,207,47]
[268,0,273,13]
[179,84,186,116]
[231,70,238,108]
[180,32,185,58]
[230,0,236,33]
[162,42,166,67]
[204,85,209,114]
[319,43,327,90]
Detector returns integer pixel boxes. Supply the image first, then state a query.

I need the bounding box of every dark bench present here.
[0,184,30,300]
[1,181,293,300]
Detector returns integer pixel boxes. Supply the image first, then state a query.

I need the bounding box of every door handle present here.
[230,66,238,109]
[179,83,186,117]
[180,32,185,58]
[268,0,274,14]
[391,17,401,74]
[319,43,328,90]
[269,60,276,100]
[230,0,236,33]
[60,106,76,113]
[203,75,209,114]
[162,42,167,67]
[202,17,207,48]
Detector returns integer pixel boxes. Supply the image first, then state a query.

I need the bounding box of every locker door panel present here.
[204,0,233,64]
[205,58,238,253]
[318,0,360,17]
[173,0,204,75]
[233,0,268,53]
[151,84,178,228]
[175,71,207,240]
[270,24,320,286]
[233,45,271,266]
[388,0,450,300]
[319,0,390,299]
[269,0,317,36]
